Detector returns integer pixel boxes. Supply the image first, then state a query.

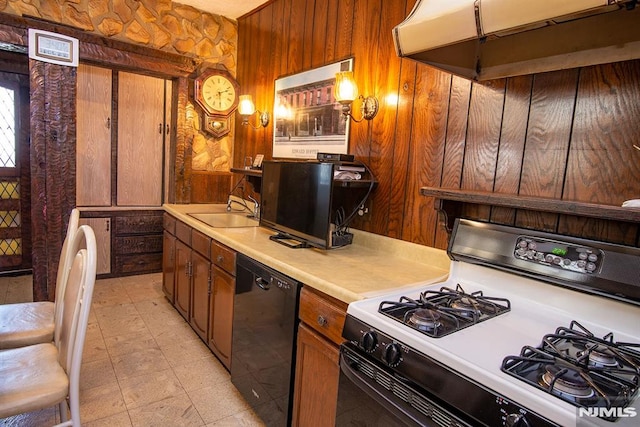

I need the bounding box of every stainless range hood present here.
[393,0,640,80]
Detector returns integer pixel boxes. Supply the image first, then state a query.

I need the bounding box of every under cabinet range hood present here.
[393,0,640,80]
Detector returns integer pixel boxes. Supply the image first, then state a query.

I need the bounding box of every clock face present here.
[194,69,239,116]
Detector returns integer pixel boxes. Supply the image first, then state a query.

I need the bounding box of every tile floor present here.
[0,273,265,427]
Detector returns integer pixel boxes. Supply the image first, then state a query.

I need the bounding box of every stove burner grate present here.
[502,322,640,421]
[378,284,510,338]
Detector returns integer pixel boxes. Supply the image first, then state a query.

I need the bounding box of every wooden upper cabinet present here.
[76,64,112,206]
[117,72,165,206]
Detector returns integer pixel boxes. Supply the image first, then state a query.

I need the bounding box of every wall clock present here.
[194,68,240,117]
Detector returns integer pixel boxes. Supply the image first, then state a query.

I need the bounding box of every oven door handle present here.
[340,350,434,427]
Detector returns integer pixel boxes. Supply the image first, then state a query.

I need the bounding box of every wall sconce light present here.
[238,95,270,129]
[334,71,378,122]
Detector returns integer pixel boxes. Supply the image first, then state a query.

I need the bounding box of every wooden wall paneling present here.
[565,61,640,204]
[460,79,506,222]
[560,61,640,243]
[190,172,232,203]
[302,0,318,70]
[235,12,259,170]
[270,0,288,90]
[324,0,339,64]
[349,0,382,163]
[363,0,409,235]
[310,0,329,68]
[234,14,250,172]
[256,5,275,159]
[262,1,287,171]
[334,0,355,61]
[401,66,451,247]
[279,0,293,77]
[490,75,533,225]
[516,69,579,231]
[435,75,470,247]
[440,76,471,189]
[287,0,308,75]
[386,59,417,239]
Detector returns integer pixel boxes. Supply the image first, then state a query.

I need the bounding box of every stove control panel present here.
[514,236,603,274]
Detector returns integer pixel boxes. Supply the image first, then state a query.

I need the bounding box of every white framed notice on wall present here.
[28,29,79,67]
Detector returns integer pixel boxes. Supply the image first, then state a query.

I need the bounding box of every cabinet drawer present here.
[163,213,176,235]
[115,235,163,254]
[115,214,163,235]
[211,240,235,275]
[299,287,347,346]
[115,253,162,274]
[192,229,211,259]
[175,221,191,245]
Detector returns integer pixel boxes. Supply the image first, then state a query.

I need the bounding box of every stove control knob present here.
[505,413,530,427]
[382,343,403,367]
[360,331,378,353]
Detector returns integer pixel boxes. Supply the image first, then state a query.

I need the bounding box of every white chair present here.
[0,224,97,427]
[0,209,80,349]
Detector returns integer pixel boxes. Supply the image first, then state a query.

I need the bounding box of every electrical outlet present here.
[357,204,369,216]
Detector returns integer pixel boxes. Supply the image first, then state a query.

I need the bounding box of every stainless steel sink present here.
[188,212,259,228]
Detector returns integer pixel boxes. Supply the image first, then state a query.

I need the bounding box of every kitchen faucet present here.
[248,195,260,219]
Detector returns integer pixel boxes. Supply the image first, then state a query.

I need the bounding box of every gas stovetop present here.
[502,321,640,422]
[378,284,511,338]
[344,219,640,427]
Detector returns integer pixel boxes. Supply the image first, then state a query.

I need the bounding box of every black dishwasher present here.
[231,253,301,427]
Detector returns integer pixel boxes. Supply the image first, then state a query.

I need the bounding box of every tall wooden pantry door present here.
[117,72,165,206]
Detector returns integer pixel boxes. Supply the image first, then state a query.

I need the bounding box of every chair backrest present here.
[55,225,96,381]
[54,208,80,343]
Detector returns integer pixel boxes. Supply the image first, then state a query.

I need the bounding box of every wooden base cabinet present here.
[174,238,191,321]
[293,323,340,426]
[208,240,236,370]
[162,230,176,303]
[292,287,347,427]
[162,214,235,370]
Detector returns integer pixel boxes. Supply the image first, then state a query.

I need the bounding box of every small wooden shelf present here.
[420,187,640,231]
[230,167,262,177]
[231,167,377,190]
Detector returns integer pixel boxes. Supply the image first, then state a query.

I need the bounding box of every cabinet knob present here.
[317,315,327,327]
[217,255,224,263]
[106,117,111,129]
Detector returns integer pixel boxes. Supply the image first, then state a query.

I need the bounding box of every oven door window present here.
[337,344,471,427]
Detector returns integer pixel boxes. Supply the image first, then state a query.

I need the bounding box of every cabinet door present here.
[117,72,165,206]
[208,265,234,369]
[79,217,111,275]
[162,230,176,303]
[190,251,210,341]
[292,323,340,427]
[76,64,112,206]
[174,240,191,320]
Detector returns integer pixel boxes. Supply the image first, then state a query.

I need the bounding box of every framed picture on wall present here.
[272,58,354,159]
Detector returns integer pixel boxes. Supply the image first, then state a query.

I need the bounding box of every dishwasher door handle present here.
[255,276,270,290]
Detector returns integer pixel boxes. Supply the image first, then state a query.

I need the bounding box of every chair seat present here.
[0,301,54,349]
[0,343,69,418]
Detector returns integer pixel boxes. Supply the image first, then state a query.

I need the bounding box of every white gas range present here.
[339,219,640,427]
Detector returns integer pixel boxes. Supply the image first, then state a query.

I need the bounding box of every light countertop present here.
[164,204,451,303]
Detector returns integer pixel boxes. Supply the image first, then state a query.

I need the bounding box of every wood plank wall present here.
[236,0,640,249]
